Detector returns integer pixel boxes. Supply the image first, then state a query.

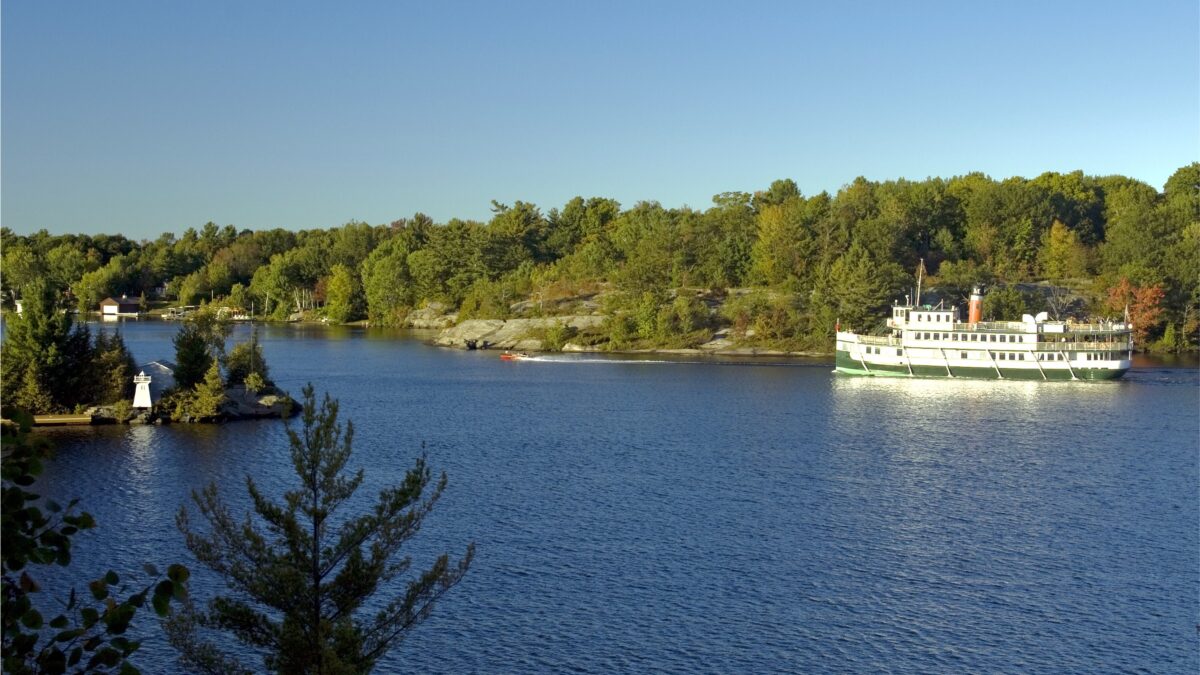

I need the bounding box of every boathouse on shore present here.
[100,296,141,316]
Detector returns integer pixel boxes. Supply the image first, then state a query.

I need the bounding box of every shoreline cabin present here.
[100,296,141,317]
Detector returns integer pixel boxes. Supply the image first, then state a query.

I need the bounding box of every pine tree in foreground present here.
[169,384,474,674]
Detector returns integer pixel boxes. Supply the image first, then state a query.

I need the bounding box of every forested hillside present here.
[3,165,1197,352]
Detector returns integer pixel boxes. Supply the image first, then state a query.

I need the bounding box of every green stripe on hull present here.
[1075,368,1128,381]
[835,350,1128,381]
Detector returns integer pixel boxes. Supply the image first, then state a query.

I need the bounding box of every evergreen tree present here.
[187,363,226,418]
[170,385,473,674]
[0,279,92,413]
[89,330,137,405]
[750,201,812,286]
[13,363,55,415]
[821,242,906,333]
[243,372,267,394]
[171,324,211,392]
[171,311,228,392]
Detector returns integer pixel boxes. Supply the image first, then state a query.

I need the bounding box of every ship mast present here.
[914,258,925,308]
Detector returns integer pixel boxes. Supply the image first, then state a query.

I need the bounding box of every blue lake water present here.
[29,321,1200,673]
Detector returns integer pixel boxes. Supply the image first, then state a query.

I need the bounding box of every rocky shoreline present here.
[433,317,827,358]
[86,385,298,425]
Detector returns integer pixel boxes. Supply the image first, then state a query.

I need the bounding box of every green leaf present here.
[87,646,121,669]
[20,608,43,629]
[42,648,66,674]
[80,607,100,626]
[106,604,136,634]
[54,628,83,642]
[88,579,108,601]
[13,632,39,654]
[49,614,69,629]
[166,563,189,584]
[151,593,169,617]
[154,579,174,598]
[18,571,40,593]
[104,570,120,585]
[118,661,141,675]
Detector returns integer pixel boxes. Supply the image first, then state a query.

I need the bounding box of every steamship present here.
[835,285,1133,381]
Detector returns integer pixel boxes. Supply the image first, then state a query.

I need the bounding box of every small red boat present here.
[499,351,530,361]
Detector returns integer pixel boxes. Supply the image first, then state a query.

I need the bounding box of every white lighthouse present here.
[133,371,153,408]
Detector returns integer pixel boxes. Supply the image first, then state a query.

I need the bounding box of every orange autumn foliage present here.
[1105,277,1165,344]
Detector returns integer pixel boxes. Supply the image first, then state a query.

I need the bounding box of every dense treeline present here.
[3,165,1197,351]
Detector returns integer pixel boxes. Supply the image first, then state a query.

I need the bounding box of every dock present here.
[32,414,95,426]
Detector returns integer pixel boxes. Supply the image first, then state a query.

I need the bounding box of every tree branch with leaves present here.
[1,410,189,674]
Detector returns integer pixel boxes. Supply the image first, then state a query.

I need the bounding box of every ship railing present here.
[956,321,1028,332]
[847,334,903,347]
[953,320,1131,334]
[1057,321,1132,333]
[1034,341,1131,352]
[901,339,1129,351]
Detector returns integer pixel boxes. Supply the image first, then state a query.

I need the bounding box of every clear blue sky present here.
[3,0,1197,239]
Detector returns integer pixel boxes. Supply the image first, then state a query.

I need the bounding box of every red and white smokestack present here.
[968,285,983,324]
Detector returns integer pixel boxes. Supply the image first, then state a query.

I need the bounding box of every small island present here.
[1,283,295,427]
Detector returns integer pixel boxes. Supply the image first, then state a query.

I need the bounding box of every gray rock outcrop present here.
[435,316,606,350]
[405,302,458,329]
[219,385,299,420]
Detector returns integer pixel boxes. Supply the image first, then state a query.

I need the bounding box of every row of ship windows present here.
[914,332,1025,343]
[861,347,1030,359]
[1081,352,1126,361]
[857,347,1123,362]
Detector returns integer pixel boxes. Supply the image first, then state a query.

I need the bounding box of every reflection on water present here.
[126,423,157,458]
[122,425,159,503]
[831,372,1125,430]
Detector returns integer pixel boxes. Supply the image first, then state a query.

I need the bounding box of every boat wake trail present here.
[511,355,822,367]
[520,355,675,364]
